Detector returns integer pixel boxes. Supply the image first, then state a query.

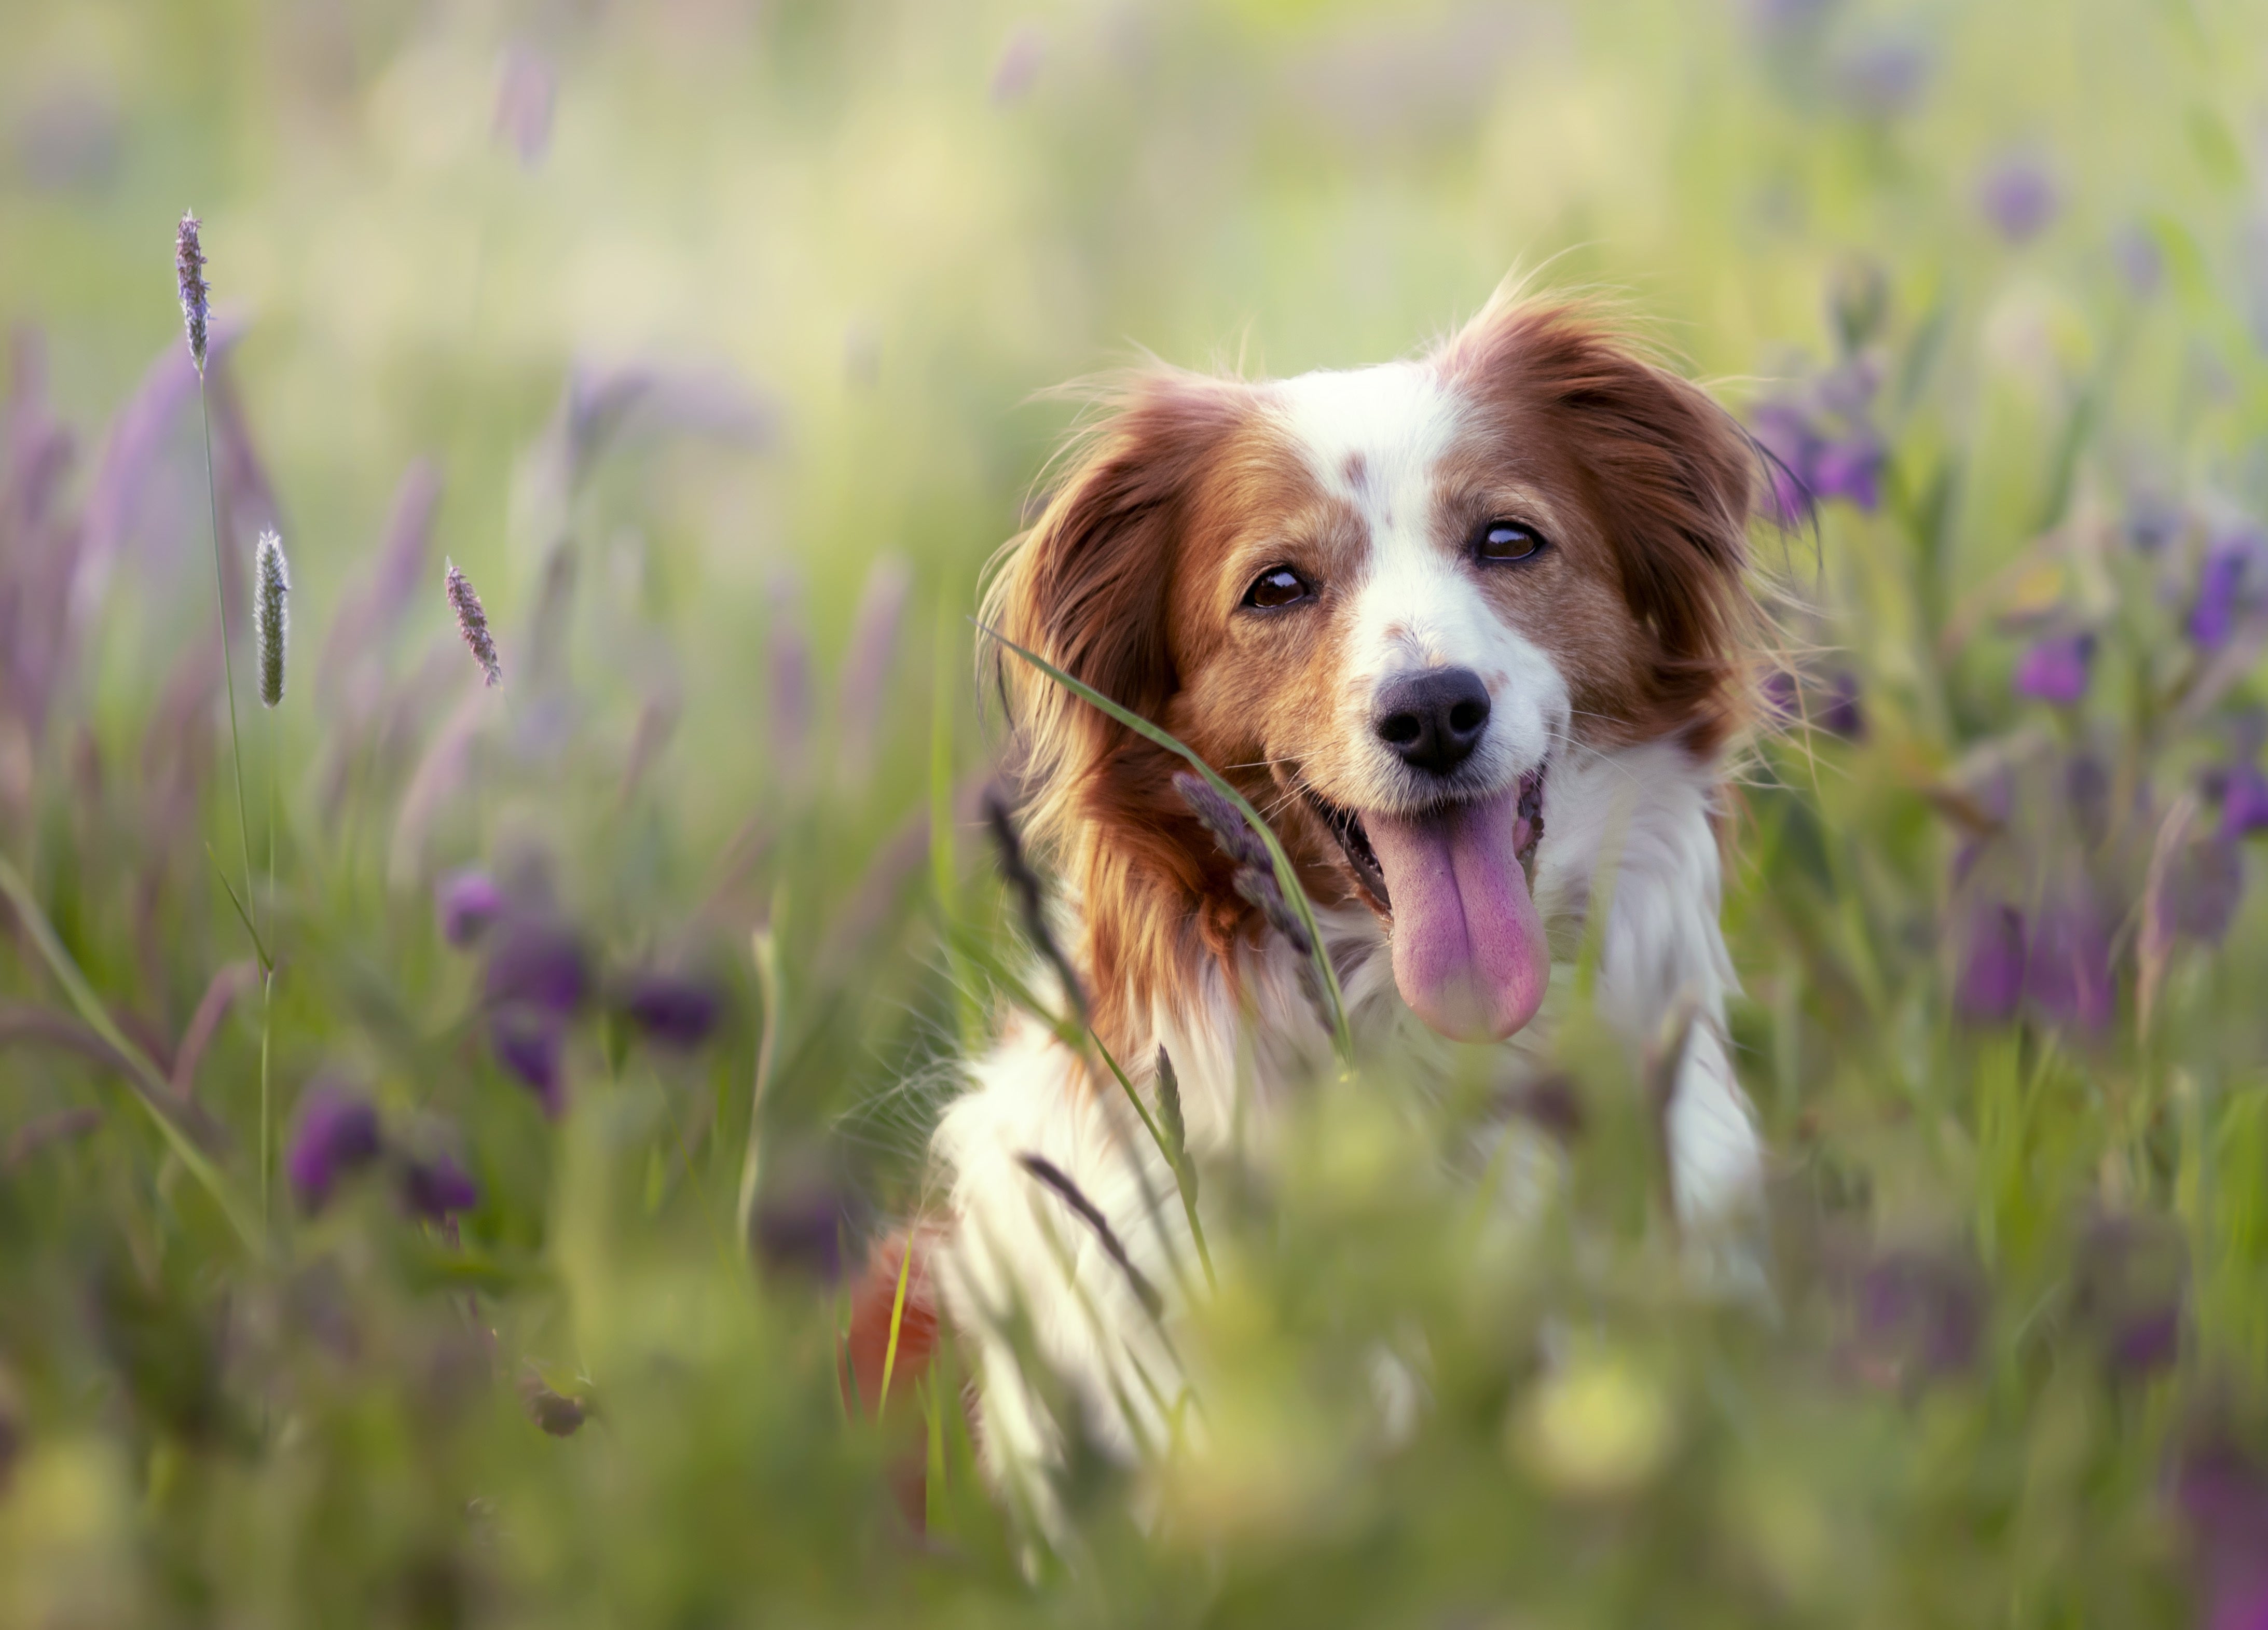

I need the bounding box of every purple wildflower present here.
[1820,668,1865,738]
[752,1177,860,1284]
[2190,535,2258,648]
[1750,0,1833,34]
[2126,492,2183,554]
[436,869,506,947]
[1752,403,1821,524]
[2074,1213,2187,1378]
[621,975,721,1050]
[490,1009,566,1117]
[2160,831,2245,946]
[2113,224,2164,298]
[2013,632,2094,705]
[1955,901,2026,1021]
[493,44,557,168]
[2220,764,2268,838]
[1809,433,1886,510]
[2177,1435,2268,1630]
[2067,752,2113,849]
[2024,892,2115,1031]
[1834,40,1928,119]
[989,24,1045,104]
[1846,1248,1984,1389]
[286,1085,382,1213]
[1978,153,2060,243]
[1751,402,1884,518]
[398,1150,479,1222]
[483,919,590,1015]
[1764,667,1865,738]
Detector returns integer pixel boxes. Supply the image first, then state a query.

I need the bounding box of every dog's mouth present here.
[1309,795,1394,911]
[1302,764,1551,1042]
[1305,764,1548,916]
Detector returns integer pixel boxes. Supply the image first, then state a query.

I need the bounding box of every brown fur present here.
[985,300,1760,1060]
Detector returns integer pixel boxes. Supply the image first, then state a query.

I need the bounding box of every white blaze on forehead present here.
[1270,361,1461,516]
[1269,362,1569,808]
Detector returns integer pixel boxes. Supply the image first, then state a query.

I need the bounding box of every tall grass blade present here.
[978,623,1355,1069]
[0,854,262,1252]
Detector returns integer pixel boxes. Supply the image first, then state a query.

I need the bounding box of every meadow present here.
[2,0,2266,1623]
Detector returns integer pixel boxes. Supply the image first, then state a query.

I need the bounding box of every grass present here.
[1,0,2266,1624]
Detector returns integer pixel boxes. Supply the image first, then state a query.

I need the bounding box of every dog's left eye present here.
[1474,520,1544,562]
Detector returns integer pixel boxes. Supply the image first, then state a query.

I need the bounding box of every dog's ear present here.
[984,370,1252,845]
[1438,302,1760,739]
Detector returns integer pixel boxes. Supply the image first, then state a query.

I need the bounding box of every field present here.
[3,1,2267,1624]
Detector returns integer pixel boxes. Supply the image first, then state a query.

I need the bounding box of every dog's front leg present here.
[929,1021,1198,1523]
[1542,743,1765,1229]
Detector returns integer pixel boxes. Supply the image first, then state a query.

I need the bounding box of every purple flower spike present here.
[1752,404,1821,525]
[490,1010,566,1117]
[2191,537,2258,648]
[2221,764,2268,838]
[1955,901,2026,1021]
[436,869,506,947]
[484,920,590,1016]
[1751,402,1884,518]
[2024,895,2115,1032]
[287,1086,382,1213]
[1978,153,2060,243]
[2177,1438,2268,1630]
[1848,1249,1984,1387]
[492,43,556,169]
[2113,224,2164,298]
[2075,1213,2188,1378]
[2013,632,2094,705]
[1820,668,1866,738]
[399,1150,479,1221]
[2126,493,2182,554]
[622,976,721,1050]
[2161,831,2245,946]
[753,1177,859,1284]
[1765,668,1865,738]
[1809,435,1885,512]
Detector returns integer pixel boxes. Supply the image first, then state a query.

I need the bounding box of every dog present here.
[846,294,1769,1524]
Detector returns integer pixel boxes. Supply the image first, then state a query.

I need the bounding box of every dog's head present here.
[989,299,1759,1048]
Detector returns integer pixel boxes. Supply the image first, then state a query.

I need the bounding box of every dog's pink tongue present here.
[1365,789,1548,1042]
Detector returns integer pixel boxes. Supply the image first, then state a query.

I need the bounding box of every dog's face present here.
[995,301,1757,1048]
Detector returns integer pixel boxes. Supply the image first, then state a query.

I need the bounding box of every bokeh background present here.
[4,0,2268,1624]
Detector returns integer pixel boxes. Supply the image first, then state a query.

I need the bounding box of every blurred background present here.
[3,0,2268,1624]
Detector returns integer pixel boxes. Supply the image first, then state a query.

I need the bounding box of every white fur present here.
[928,362,1763,1521]
[1269,364,1568,812]
[929,740,1760,1517]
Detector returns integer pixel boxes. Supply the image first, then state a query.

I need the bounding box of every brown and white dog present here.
[860,295,1769,1516]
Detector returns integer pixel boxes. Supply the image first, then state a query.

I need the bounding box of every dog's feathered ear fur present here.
[1434,302,1761,748]
[981,370,1255,1045]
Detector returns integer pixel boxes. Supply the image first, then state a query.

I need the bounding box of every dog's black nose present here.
[1373,668,1492,776]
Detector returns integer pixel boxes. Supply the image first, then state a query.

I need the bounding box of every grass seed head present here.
[254,530,289,708]
[445,558,502,687]
[1174,771,1312,956]
[175,212,210,377]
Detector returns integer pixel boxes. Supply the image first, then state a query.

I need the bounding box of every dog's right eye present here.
[1242,566,1315,611]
